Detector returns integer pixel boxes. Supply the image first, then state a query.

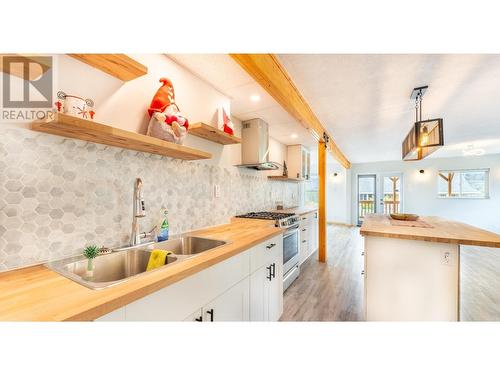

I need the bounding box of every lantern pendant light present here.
[402,85,444,161]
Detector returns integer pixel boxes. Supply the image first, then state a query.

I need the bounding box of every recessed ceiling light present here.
[290,133,298,139]
[250,94,261,102]
[462,144,485,156]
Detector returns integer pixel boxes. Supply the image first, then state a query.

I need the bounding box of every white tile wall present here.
[0,128,300,271]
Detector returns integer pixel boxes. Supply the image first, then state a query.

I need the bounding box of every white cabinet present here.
[268,259,283,321]
[287,145,311,180]
[298,211,318,264]
[96,234,283,322]
[249,236,283,321]
[249,265,267,321]
[204,278,249,321]
[126,250,249,321]
[311,211,318,254]
[95,306,126,321]
[183,308,203,322]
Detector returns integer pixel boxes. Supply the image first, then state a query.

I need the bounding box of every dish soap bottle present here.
[157,209,169,242]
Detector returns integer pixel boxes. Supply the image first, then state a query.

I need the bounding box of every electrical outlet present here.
[441,250,453,266]
[214,184,221,198]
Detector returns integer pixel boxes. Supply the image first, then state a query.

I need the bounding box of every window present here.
[437,169,489,198]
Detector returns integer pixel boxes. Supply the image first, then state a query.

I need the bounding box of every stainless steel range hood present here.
[236,118,280,170]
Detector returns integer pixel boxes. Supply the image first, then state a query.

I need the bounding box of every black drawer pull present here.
[302,240,306,243]
[302,229,306,232]
[206,308,214,322]
[266,243,276,249]
[271,263,276,279]
[195,316,202,322]
[266,265,272,281]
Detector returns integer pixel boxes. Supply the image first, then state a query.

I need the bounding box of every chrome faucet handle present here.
[140,226,157,241]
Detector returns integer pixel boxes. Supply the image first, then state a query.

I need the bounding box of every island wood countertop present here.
[360,214,500,248]
[0,218,283,321]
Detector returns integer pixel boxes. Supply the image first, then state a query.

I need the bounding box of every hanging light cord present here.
[415,90,423,122]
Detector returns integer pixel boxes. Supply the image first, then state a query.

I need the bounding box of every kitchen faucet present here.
[130,178,156,246]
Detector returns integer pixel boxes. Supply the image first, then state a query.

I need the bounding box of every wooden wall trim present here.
[318,141,327,262]
[230,54,350,169]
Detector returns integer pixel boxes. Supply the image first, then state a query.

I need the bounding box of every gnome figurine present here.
[147,78,189,144]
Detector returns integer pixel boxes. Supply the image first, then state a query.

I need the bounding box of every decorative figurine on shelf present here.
[217,106,234,136]
[283,160,288,177]
[147,78,190,145]
[55,91,95,120]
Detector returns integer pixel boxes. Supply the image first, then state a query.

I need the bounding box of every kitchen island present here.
[360,214,500,321]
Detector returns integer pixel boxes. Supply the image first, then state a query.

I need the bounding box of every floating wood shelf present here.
[267,176,303,182]
[189,122,241,145]
[68,54,148,81]
[31,113,212,161]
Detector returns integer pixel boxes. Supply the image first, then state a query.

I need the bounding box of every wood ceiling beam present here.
[230,54,351,169]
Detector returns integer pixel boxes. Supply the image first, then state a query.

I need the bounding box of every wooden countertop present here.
[273,205,318,216]
[360,214,500,248]
[0,219,283,321]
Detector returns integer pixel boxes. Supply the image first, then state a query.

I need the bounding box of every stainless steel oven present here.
[233,211,301,291]
[283,223,300,291]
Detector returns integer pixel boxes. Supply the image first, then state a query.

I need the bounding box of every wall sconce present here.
[419,169,425,174]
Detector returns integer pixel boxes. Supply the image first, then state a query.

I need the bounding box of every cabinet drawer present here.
[250,234,283,274]
[299,215,309,227]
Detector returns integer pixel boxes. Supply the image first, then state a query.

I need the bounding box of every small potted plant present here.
[83,245,99,279]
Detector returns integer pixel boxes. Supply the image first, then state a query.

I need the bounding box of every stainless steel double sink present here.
[45,236,228,290]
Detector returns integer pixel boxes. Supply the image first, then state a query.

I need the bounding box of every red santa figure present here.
[218,106,235,135]
[147,78,189,144]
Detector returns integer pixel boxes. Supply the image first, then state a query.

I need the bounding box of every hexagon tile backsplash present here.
[0,127,300,271]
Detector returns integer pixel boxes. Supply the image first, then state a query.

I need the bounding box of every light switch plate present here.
[441,249,453,266]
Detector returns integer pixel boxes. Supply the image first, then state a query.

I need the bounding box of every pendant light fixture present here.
[402,85,444,161]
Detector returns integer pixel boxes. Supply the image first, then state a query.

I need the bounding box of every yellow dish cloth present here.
[146,249,172,271]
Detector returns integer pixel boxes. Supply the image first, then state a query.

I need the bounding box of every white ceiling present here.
[168,54,315,148]
[170,54,500,163]
[279,54,500,163]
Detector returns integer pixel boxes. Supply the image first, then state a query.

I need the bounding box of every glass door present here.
[357,174,376,225]
[379,173,403,215]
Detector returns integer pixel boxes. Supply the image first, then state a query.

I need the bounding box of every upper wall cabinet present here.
[287,145,311,180]
[68,54,148,81]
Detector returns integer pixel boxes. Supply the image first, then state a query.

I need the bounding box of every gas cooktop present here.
[235,211,294,220]
[235,211,299,228]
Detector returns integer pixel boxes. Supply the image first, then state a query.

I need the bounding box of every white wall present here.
[305,149,350,224]
[350,154,500,232]
[327,153,350,224]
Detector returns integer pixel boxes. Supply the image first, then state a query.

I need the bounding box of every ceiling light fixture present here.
[250,94,261,102]
[402,85,444,161]
[290,133,298,139]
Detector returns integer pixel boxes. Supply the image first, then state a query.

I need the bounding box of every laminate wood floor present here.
[281,224,500,321]
[281,225,364,321]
